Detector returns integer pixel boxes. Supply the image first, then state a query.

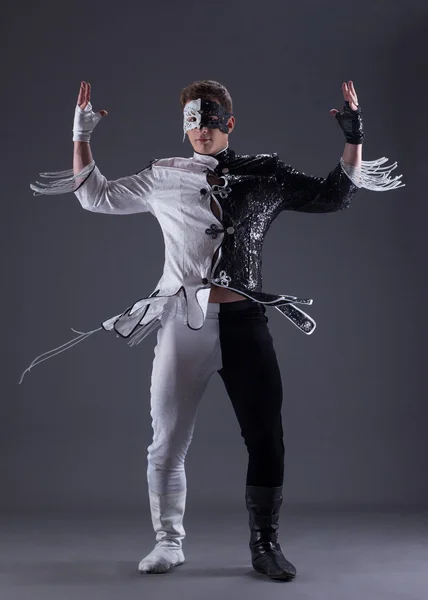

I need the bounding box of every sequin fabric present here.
[335,101,364,144]
[207,147,358,306]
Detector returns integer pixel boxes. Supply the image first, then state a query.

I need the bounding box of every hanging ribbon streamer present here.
[127,318,163,347]
[18,326,102,384]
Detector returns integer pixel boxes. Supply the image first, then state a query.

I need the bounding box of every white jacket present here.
[73,151,228,334]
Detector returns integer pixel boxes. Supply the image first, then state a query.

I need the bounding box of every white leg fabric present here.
[139,294,222,573]
[146,294,222,495]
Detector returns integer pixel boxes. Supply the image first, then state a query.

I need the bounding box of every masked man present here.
[25,79,404,581]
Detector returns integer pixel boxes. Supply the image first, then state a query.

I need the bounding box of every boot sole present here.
[254,565,296,581]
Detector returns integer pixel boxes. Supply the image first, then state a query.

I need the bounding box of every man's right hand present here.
[73,81,108,142]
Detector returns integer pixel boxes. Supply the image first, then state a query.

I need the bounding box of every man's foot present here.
[138,545,185,574]
[251,541,296,581]
[245,485,297,582]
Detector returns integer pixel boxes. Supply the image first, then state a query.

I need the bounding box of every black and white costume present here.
[24,97,404,579]
[24,141,404,360]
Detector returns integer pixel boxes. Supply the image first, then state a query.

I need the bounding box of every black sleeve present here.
[275,156,359,213]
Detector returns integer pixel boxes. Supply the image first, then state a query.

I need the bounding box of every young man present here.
[25,79,404,581]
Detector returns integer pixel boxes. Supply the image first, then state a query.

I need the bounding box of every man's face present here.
[184,97,235,155]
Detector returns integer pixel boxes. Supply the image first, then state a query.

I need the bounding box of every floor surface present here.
[1,507,427,600]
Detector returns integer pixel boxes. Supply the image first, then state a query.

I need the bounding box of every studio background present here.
[2,0,426,513]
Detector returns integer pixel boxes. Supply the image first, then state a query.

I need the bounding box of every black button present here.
[200,188,208,195]
[202,278,209,284]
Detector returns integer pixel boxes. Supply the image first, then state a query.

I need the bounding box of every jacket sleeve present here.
[274,157,358,213]
[73,162,155,215]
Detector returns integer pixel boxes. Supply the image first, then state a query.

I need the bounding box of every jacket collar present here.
[192,145,234,168]
[214,146,234,163]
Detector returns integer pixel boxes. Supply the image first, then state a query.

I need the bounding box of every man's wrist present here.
[342,143,362,168]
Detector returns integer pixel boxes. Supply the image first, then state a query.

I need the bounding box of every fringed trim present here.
[29,160,96,196]
[340,157,405,191]
[18,326,102,384]
[127,318,162,347]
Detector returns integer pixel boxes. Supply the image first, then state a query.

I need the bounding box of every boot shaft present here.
[245,485,283,545]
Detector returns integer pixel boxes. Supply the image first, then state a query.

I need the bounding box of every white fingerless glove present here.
[72,101,103,142]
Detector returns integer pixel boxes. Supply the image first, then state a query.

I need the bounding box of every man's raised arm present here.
[275,81,404,214]
[30,81,155,215]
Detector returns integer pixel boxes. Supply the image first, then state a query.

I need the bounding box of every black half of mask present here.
[199,99,232,133]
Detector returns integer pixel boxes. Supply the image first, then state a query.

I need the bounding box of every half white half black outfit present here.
[25,99,404,580]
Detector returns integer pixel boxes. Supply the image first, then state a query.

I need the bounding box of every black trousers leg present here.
[217,300,285,487]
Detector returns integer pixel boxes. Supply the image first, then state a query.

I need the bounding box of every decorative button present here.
[205,224,224,239]
[226,226,235,234]
[202,277,209,285]
[222,167,229,173]
[200,188,208,195]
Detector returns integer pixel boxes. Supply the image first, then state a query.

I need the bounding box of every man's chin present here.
[195,143,213,154]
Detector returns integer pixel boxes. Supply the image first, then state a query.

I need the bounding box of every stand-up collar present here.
[192,151,219,169]
[192,145,234,167]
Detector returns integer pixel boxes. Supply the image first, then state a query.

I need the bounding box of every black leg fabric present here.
[217,300,285,487]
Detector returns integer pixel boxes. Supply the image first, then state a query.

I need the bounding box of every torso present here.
[206,173,246,303]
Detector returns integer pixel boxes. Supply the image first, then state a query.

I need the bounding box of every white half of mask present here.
[183,98,202,142]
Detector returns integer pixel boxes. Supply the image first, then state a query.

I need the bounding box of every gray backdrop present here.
[2,0,427,512]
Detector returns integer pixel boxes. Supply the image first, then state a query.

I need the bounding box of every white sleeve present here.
[73,163,155,214]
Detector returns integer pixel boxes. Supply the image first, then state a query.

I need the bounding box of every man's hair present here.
[179,80,233,113]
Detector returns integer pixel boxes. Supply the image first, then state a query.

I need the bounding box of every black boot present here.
[245,485,296,581]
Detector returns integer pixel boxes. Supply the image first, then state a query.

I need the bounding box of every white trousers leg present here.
[147,296,222,497]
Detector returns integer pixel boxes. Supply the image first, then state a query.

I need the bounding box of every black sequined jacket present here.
[203,146,359,333]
